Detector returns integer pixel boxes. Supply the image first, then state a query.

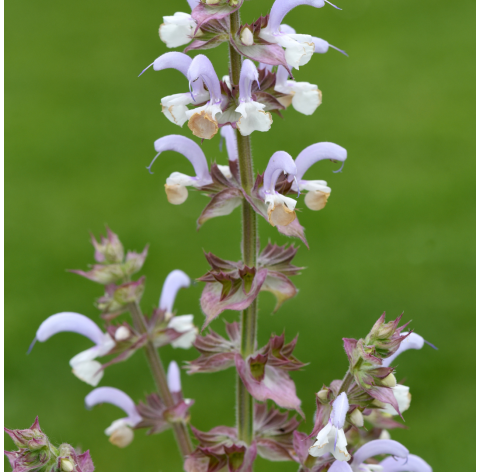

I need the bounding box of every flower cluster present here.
[5,0,439,470]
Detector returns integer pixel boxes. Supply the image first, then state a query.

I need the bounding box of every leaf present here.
[197,188,243,228]
[200,268,268,329]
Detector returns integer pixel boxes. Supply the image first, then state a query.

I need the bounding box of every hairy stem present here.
[229,9,258,446]
[128,302,193,458]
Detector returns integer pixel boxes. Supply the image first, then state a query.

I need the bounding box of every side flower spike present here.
[144,52,210,127]
[30,312,115,386]
[329,439,410,472]
[159,269,198,349]
[148,135,213,205]
[380,454,433,472]
[85,387,142,448]
[235,59,273,136]
[383,332,437,367]
[259,0,326,69]
[309,392,351,461]
[159,0,197,48]
[274,64,322,115]
[262,151,298,226]
[293,142,347,210]
[185,54,224,139]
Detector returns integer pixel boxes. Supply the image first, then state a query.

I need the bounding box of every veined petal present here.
[295,142,347,181]
[150,135,212,185]
[187,54,222,103]
[379,454,432,472]
[159,269,191,313]
[353,440,409,466]
[85,387,142,425]
[309,422,333,457]
[331,392,349,429]
[235,101,273,136]
[220,126,238,161]
[159,12,196,48]
[238,59,259,101]
[383,333,428,367]
[266,0,325,34]
[35,312,106,346]
[332,428,350,462]
[167,361,182,393]
[263,151,297,194]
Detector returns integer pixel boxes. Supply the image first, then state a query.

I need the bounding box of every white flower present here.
[159,12,196,48]
[260,30,315,69]
[309,392,351,461]
[105,419,135,448]
[217,164,233,179]
[168,314,198,349]
[186,103,223,139]
[275,66,322,115]
[235,101,273,136]
[161,91,208,127]
[299,180,331,210]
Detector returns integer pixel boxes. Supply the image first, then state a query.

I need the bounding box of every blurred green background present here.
[5,0,474,469]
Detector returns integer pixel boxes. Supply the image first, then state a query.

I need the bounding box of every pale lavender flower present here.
[167,361,182,393]
[220,126,238,162]
[262,151,298,226]
[291,142,347,210]
[309,392,350,461]
[185,54,224,139]
[159,269,197,349]
[29,312,114,386]
[259,0,327,69]
[329,439,409,472]
[159,0,197,48]
[274,64,322,115]
[142,52,210,127]
[147,135,213,205]
[235,59,273,136]
[380,454,432,472]
[85,387,142,448]
[383,333,436,367]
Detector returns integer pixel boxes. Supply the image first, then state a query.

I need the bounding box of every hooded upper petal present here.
[159,269,191,313]
[379,454,432,472]
[383,333,429,367]
[265,0,325,33]
[352,440,409,467]
[294,142,347,182]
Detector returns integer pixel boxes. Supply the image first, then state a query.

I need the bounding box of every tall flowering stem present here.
[230,9,258,445]
[128,301,193,457]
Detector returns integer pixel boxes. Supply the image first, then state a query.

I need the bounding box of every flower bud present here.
[115,326,130,341]
[109,424,134,448]
[60,458,74,471]
[316,388,329,403]
[379,429,391,440]
[240,27,254,46]
[165,183,189,205]
[349,408,364,428]
[92,228,124,264]
[380,373,397,388]
[304,190,330,211]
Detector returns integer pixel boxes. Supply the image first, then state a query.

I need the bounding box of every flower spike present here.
[149,135,213,205]
[293,142,347,211]
[235,59,273,136]
[85,387,142,448]
[31,312,115,386]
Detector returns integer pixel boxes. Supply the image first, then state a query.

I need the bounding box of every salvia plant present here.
[5,0,438,471]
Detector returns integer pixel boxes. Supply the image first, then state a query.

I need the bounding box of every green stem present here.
[229,9,258,446]
[128,302,193,459]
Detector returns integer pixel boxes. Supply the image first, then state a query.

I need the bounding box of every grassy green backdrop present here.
[5,0,474,469]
